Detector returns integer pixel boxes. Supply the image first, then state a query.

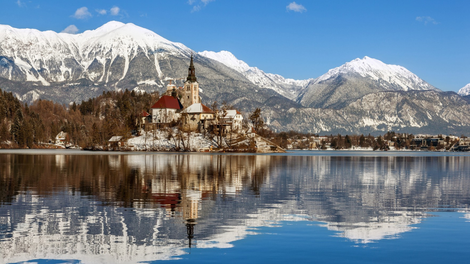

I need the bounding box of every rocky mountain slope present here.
[198,50,311,100]
[267,91,470,135]
[297,56,439,109]
[1,22,470,135]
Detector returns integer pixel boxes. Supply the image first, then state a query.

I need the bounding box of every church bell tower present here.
[183,55,200,106]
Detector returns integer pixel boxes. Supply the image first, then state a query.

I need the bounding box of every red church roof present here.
[141,111,150,117]
[151,95,183,110]
[201,104,213,113]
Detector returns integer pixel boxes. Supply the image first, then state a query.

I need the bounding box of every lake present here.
[1,150,470,264]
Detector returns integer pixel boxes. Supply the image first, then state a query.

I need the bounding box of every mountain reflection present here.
[0,154,470,262]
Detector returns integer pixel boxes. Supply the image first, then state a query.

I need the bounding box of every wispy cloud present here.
[188,0,215,12]
[96,9,107,15]
[61,25,79,34]
[73,7,92,19]
[416,16,438,25]
[286,2,307,13]
[110,6,120,16]
[16,0,25,7]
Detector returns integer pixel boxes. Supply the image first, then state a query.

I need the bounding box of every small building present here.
[181,103,214,131]
[151,95,183,126]
[55,131,68,144]
[109,136,124,150]
[222,110,244,132]
[138,111,151,129]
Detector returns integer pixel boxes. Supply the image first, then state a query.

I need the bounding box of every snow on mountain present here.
[0,21,192,85]
[315,56,437,91]
[199,50,311,100]
[298,56,439,109]
[79,21,190,58]
[458,83,470,96]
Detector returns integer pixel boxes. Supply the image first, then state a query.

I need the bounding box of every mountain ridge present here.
[198,50,311,100]
[297,56,439,109]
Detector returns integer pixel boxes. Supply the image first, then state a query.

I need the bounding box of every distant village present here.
[283,132,470,152]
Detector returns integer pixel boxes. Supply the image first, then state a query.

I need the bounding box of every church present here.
[164,55,201,108]
[147,55,243,132]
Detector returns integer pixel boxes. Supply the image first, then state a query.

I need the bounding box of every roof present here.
[225,109,243,119]
[182,103,214,114]
[109,136,123,142]
[56,131,67,139]
[151,95,183,110]
[202,104,213,113]
[141,111,150,117]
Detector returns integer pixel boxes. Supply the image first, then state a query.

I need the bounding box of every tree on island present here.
[249,108,264,133]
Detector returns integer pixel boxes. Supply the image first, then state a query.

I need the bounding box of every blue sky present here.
[1,0,469,92]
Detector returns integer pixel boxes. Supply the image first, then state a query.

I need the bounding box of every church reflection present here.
[0,153,470,262]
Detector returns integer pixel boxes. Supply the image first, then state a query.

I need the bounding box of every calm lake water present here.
[1,150,470,264]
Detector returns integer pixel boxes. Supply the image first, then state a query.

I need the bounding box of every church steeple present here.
[182,54,200,107]
[187,54,197,83]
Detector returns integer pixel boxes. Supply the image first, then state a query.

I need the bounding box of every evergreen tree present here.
[359,134,365,147]
[249,108,264,133]
[11,109,24,143]
[345,135,352,149]
[0,121,9,142]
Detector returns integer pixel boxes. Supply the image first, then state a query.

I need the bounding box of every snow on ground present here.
[127,129,217,151]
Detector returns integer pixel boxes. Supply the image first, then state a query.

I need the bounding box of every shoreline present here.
[1,149,469,157]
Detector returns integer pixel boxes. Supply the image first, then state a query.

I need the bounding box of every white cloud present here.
[416,16,438,25]
[96,9,107,15]
[16,0,25,7]
[286,2,307,13]
[110,6,120,16]
[61,25,79,34]
[188,0,214,12]
[73,7,92,19]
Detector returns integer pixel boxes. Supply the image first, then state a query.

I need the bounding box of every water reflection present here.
[0,154,470,263]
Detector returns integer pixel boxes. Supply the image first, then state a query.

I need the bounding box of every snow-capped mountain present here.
[298,56,439,109]
[199,50,311,100]
[1,21,284,107]
[0,21,191,86]
[316,56,436,91]
[458,83,470,96]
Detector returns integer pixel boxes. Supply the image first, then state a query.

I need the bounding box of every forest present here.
[0,88,159,149]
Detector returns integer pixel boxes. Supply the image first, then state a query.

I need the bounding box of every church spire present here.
[187,54,197,83]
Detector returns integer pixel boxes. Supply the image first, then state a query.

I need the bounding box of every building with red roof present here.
[137,111,152,129]
[151,95,183,124]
